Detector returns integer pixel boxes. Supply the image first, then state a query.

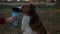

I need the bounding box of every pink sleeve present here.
[0,17,6,25]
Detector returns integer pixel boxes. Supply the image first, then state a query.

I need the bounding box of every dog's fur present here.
[29,12,47,34]
[22,4,47,34]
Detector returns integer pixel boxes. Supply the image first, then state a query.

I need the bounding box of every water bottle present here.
[12,7,22,28]
[12,11,19,28]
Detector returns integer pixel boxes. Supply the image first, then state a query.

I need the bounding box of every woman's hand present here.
[6,17,17,23]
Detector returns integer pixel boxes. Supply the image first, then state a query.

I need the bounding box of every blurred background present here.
[0,0,60,34]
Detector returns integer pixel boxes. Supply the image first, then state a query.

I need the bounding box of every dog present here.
[21,4,47,34]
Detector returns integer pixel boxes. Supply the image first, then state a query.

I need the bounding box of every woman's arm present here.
[6,17,17,23]
[0,16,16,25]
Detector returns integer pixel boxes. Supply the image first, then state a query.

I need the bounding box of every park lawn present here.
[37,9,60,34]
[0,9,60,34]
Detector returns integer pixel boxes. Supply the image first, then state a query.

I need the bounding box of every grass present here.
[36,10,60,34]
[0,9,60,34]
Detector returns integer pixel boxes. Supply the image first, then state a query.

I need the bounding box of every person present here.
[0,16,16,25]
[21,4,47,34]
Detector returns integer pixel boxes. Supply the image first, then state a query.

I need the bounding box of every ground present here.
[0,9,60,34]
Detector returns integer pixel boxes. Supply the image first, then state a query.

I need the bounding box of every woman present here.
[21,4,47,34]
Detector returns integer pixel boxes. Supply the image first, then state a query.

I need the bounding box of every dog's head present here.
[21,4,36,16]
